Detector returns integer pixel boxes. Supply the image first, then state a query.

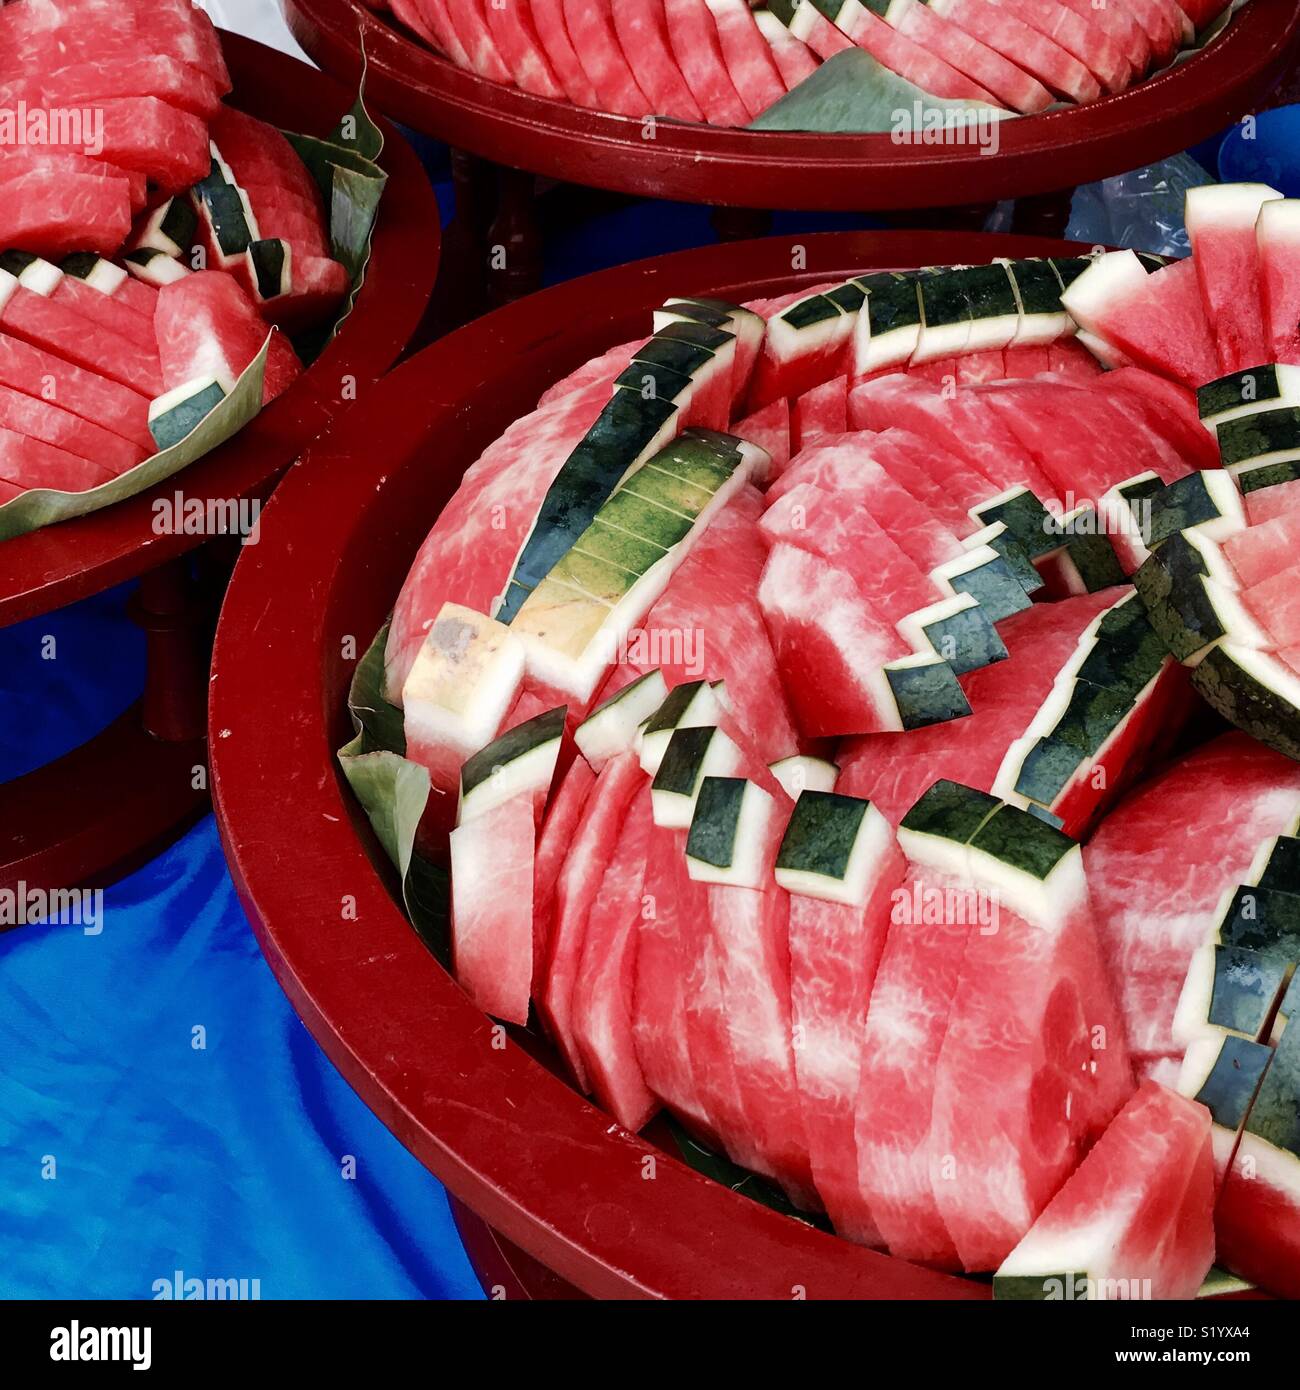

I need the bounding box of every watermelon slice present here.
[994,1082,1215,1299]
[0,168,133,258]
[0,330,152,452]
[780,792,907,1238]
[1257,200,1300,367]
[520,0,598,106]
[533,754,596,968]
[154,271,302,406]
[0,383,145,476]
[986,0,1132,94]
[0,53,223,118]
[539,749,646,1089]
[483,0,565,98]
[449,793,535,1025]
[209,108,325,219]
[1061,251,1219,389]
[612,1,705,122]
[571,792,659,1131]
[440,0,513,81]
[751,9,819,89]
[1186,184,1283,374]
[929,0,1101,103]
[561,0,651,114]
[665,0,750,127]
[0,421,116,493]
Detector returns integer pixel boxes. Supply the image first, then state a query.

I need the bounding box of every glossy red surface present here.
[211,230,1096,1300]
[283,0,1299,210]
[0,29,441,628]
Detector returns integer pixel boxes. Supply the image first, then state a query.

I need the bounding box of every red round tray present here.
[283,0,1300,210]
[0,28,439,627]
[0,28,439,902]
[212,229,1102,1300]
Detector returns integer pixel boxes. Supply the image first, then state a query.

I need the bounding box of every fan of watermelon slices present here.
[0,0,363,531]
[355,183,1300,1298]
[381,0,1247,126]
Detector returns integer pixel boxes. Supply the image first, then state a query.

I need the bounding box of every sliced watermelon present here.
[0,330,152,452]
[483,0,565,98]
[994,1082,1215,1299]
[540,750,646,1088]
[0,383,145,476]
[533,754,596,968]
[571,785,660,1132]
[0,168,133,258]
[1186,183,1283,373]
[529,0,602,107]
[0,423,115,493]
[0,53,223,117]
[1061,251,1219,389]
[791,374,849,450]
[665,0,750,127]
[209,108,325,219]
[929,0,1101,103]
[1257,200,1300,367]
[561,0,651,114]
[988,0,1132,94]
[733,397,791,478]
[751,8,820,88]
[449,793,535,1025]
[48,268,156,354]
[612,1,705,122]
[441,0,513,81]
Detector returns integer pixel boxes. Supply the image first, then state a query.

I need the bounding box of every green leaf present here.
[337,623,449,960]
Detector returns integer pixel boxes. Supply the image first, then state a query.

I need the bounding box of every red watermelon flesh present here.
[240,186,330,258]
[32,97,210,192]
[1083,733,1300,1053]
[733,398,791,478]
[51,274,155,353]
[1043,340,1104,381]
[930,0,1100,102]
[929,891,1135,1271]
[0,330,151,451]
[990,0,1131,93]
[1094,367,1220,471]
[484,0,565,99]
[1247,478,1300,527]
[529,0,602,107]
[533,753,595,970]
[791,375,848,451]
[1187,185,1281,373]
[1257,199,1300,367]
[0,169,132,259]
[886,0,1054,114]
[442,0,513,82]
[612,1,705,122]
[1225,511,1300,589]
[262,255,350,335]
[854,867,976,1266]
[849,374,1059,506]
[407,0,471,66]
[836,590,1119,822]
[0,147,146,214]
[154,271,302,405]
[109,273,158,322]
[539,750,645,1090]
[837,7,997,102]
[849,427,987,538]
[633,824,726,1147]
[562,0,651,115]
[449,793,535,1024]
[0,423,115,493]
[571,784,660,1132]
[0,479,24,505]
[707,876,819,1208]
[756,12,818,88]
[209,108,325,218]
[761,481,944,627]
[538,337,644,407]
[0,382,145,476]
[999,345,1053,379]
[788,832,908,1241]
[1242,567,1300,647]
[759,540,914,737]
[0,53,223,117]
[1063,0,1151,73]
[1135,1055,1183,1088]
[787,3,853,58]
[384,382,610,703]
[1063,252,1219,389]
[665,0,749,126]
[1,282,162,397]
[706,0,789,118]
[996,1082,1215,1298]
[1115,0,1188,64]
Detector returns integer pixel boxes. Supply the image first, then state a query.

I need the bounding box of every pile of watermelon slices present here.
[365,180,1300,1297]
[0,0,351,510]
[375,0,1246,126]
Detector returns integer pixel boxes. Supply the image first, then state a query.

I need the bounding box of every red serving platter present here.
[211,229,1115,1301]
[0,28,439,627]
[282,0,1300,210]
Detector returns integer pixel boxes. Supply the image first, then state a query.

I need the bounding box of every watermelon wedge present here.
[529,0,602,107]
[994,1082,1215,1299]
[1061,251,1220,389]
[612,1,704,122]
[0,421,116,493]
[0,383,145,476]
[0,53,223,117]
[0,168,133,259]
[440,0,513,82]
[484,0,566,99]
[562,0,651,115]
[704,0,787,121]
[1257,200,1300,367]
[665,0,750,127]
[987,0,1132,95]
[533,754,596,968]
[1186,183,1283,373]
[449,793,535,1024]
[751,9,819,89]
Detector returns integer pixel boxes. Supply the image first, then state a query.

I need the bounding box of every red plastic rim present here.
[210,229,1101,1300]
[284,0,1299,209]
[0,28,441,628]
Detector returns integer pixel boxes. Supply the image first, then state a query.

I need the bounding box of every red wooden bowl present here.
[212,229,1102,1300]
[282,0,1300,210]
[0,28,440,628]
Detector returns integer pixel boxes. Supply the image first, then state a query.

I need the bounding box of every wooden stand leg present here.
[1010,188,1077,240]
[427,148,494,336]
[131,557,209,743]
[448,1195,589,1301]
[487,165,543,308]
